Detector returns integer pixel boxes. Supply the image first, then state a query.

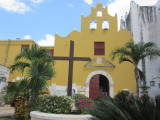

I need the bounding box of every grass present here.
[0,117,15,120]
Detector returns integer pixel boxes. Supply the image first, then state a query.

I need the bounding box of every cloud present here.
[67,3,74,7]
[37,34,55,46]
[0,0,30,14]
[23,35,32,39]
[84,0,93,5]
[30,0,44,4]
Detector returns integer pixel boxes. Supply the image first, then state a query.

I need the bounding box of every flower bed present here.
[37,95,72,114]
[75,94,93,114]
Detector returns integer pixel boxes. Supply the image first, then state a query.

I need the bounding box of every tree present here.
[9,44,55,109]
[111,40,160,96]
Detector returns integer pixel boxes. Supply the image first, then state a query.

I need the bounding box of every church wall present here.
[51,3,136,96]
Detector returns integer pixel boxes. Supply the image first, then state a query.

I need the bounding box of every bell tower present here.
[81,3,118,33]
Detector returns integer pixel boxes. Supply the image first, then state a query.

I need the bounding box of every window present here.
[159,83,160,88]
[94,42,105,55]
[102,20,109,29]
[47,49,54,56]
[90,20,97,30]
[21,45,29,52]
[150,81,155,86]
[97,10,102,17]
[0,77,6,83]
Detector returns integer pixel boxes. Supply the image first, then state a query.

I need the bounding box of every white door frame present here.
[85,70,114,97]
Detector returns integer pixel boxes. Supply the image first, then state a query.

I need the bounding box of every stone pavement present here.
[0,105,14,117]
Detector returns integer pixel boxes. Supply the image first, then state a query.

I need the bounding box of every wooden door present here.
[89,75,100,99]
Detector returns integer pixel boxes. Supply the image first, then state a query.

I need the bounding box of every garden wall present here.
[30,111,92,120]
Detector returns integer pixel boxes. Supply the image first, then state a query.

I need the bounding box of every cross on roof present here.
[53,40,91,96]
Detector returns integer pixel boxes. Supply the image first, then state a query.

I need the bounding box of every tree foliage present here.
[111,41,160,95]
[90,93,160,120]
[111,41,160,66]
[7,44,55,110]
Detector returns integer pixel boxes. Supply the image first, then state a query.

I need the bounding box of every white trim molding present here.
[85,70,114,97]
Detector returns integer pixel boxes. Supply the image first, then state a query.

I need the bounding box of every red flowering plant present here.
[75,94,93,114]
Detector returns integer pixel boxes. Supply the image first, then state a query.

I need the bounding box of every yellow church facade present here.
[0,3,136,98]
[50,3,136,98]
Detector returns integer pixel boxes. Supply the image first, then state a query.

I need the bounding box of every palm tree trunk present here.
[134,67,140,97]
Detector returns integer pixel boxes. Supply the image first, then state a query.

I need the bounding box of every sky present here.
[0,0,159,46]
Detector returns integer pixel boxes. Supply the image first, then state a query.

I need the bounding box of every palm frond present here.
[138,42,160,60]
[119,57,134,64]
[111,41,160,66]
[4,79,29,102]
[18,78,30,92]
[27,59,54,95]
[15,47,31,61]
[10,61,30,73]
[90,94,160,120]
[111,47,134,64]
[90,97,132,120]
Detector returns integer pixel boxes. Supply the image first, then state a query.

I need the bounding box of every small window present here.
[21,45,29,52]
[47,49,54,56]
[97,10,102,17]
[158,83,160,88]
[0,77,6,82]
[150,81,155,86]
[90,20,97,30]
[94,42,105,55]
[102,20,109,29]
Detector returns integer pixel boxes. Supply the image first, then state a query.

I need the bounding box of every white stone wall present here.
[48,83,85,97]
[30,111,92,120]
[0,65,9,92]
[126,1,160,97]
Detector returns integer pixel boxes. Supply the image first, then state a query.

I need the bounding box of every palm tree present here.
[111,40,160,96]
[10,44,55,109]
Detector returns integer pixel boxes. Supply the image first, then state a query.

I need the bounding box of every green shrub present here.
[75,94,93,114]
[90,94,160,120]
[37,95,72,114]
[114,90,130,102]
[0,87,7,106]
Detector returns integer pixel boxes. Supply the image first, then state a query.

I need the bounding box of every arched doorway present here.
[85,70,114,97]
[89,74,109,98]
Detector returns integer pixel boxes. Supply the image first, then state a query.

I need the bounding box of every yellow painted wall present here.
[52,3,136,95]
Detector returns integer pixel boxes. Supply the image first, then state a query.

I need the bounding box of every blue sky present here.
[0,0,158,46]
